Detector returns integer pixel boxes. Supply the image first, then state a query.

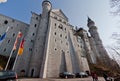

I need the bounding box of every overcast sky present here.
[0,0,119,47]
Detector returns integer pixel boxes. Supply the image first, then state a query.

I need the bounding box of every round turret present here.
[42,0,52,12]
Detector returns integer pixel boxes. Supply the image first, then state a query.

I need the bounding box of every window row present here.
[54,16,67,25]
[0,32,20,40]
[54,48,69,53]
[3,20,16,25]
[54,38,68,46]
[54,23,67,32]
[54,32,67,39]
[2,47,33,52]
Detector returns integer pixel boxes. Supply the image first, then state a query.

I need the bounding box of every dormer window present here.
[54,16,57,19]
[59,19,62,22]
[58,24,63,29]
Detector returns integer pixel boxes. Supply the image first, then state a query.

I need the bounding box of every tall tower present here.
[87,17,102,44]
[78,28,97,64]
[42,0,52,15]
[28,0,52,78]
[87,17,110,64]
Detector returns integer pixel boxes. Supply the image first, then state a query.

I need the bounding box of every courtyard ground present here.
[18,76,105,81]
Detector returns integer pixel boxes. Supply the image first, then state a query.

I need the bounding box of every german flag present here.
[18,38,24,55]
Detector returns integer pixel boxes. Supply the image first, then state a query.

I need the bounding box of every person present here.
[91,72,98,81]
[94,73,98,81]
[103,73,108,81]
[91,72,95,81]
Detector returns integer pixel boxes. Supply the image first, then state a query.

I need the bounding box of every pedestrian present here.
[103,73,108,81]
[91,72,95,81]
[94,73,98,81]
[91,72,98,81]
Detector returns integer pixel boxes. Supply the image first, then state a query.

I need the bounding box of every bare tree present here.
[112,32,120,44]
[107,46,120,57]
[109,1,120,73]
[106,46,120,73]
[110,0,120,45]
[110,0,120,15]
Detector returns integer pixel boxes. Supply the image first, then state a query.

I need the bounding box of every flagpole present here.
[4,26,11,70]
[6,26,10,32]
[12,36,24,70]
[5,49,14,70]
[12,53,18,70]
[5,31,22,70]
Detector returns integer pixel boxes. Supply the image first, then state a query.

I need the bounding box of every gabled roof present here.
[51,9,68,21]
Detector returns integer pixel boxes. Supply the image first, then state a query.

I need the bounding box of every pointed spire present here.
[87,16,92,23]
[87,16,94,23]
[87,16,95,27]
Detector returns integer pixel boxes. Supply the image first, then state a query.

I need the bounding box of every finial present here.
[87,16,92,23]
[87,16,95,27]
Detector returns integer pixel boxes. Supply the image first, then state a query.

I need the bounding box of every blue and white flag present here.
[0,27,9,42]
[0,32,6,41]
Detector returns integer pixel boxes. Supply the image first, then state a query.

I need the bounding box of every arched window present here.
[55,48,57,51]
[29,48,32,52]
[21,70,25,72]
[65,36,67,39]
[34,24,37,27]
[55,39,56,42]
[8,40,10,43]
[4,20,8,24]
[13,33,15,37]
[60,34,62,37]
[36,17,38,20]
[32,33,35,36]
[31,69,34,77]
[3,48,6,52]
[54,32,56,35]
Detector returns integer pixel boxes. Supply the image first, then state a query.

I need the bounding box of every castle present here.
[0,0,110,78]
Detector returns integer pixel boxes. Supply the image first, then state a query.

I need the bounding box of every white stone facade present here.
[0,0,110,78]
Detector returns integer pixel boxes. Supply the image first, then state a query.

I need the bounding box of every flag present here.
[0,27,9,42]
[13,32,22,50]
[18,38,24,55]
[0,32,6,42]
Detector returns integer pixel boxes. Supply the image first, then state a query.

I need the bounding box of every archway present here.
[31,69,34,77]
[20,69,25,77]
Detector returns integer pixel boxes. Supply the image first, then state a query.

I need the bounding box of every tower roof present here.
[44,0,48,1]
[87,17,95,27]
[42,0,52,7]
